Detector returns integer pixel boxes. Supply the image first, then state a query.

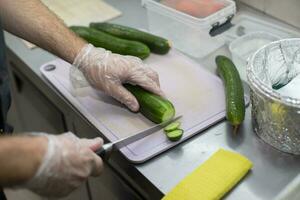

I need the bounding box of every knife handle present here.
[95,143,113,160]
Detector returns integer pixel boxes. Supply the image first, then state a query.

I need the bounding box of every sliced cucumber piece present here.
[164,122,181,133]
[166,129,184,142]
[124,84,175,123]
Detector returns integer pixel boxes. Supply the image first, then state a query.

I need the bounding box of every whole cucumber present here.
[70,26,150,59]
[90,22,171,55]
[216,55,245,133]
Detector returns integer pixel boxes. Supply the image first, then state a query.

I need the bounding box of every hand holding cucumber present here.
[73,44,164,112]
[71,25,181,140]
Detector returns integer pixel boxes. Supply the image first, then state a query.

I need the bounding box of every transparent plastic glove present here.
[71,44,164,112]
[25,132,103,198]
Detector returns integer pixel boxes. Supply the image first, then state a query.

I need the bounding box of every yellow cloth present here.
[162,149,253,200]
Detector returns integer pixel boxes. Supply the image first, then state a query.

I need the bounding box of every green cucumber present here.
[90,22,171,55]
[70,26,150,59]
[164,122,181,132]
[166,129,183,141]
[124,84,175,123]
[215,55,245,132]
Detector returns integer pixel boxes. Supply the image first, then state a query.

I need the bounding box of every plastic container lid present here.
[230,31,280,62]
[225,14,300,41]
[229,31,280,80]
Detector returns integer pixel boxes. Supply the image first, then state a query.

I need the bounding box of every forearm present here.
[0,135,47,186]
[0,0,86,63]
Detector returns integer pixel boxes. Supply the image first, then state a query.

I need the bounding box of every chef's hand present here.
[25,132,103,198]
[73,44,164,112]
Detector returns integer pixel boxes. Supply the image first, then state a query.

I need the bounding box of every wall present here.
[237,0,300,29]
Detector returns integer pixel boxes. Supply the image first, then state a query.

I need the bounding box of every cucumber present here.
[124,84,175,123]
[164,122,181,132]
[166,129,183,141]
[90,22,171,55]
[215,55,245,132]
[70,26,150,59]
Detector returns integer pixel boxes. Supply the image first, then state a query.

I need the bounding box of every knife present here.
[95,115,182,160]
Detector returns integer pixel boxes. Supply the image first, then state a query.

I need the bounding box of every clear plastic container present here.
[225,14,300,40]
[142,0,236,58]
[247,38,300,155]
[229,31,280,80]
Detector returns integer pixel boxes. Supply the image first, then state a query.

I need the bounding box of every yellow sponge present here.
[162,149,253,200]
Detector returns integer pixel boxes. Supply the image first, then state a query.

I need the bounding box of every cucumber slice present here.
[164,122,181,132]
[166,129,184,142]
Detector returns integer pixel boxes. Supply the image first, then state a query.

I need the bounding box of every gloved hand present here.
[72,44,164,112]
[25,132,103,197]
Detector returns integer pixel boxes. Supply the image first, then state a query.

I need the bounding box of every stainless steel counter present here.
[4,0,300,199]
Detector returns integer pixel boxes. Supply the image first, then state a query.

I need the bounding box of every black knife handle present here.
[95,147,105,158]
[95,143,113,160]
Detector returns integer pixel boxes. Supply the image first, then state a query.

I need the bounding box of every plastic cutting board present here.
[40,49,247,163]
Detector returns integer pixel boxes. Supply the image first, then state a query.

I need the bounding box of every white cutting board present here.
[40,49,240,163]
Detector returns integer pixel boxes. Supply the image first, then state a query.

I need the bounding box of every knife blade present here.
[95,115,182,159]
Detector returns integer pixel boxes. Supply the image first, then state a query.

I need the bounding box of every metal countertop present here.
[5,0,300,199]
